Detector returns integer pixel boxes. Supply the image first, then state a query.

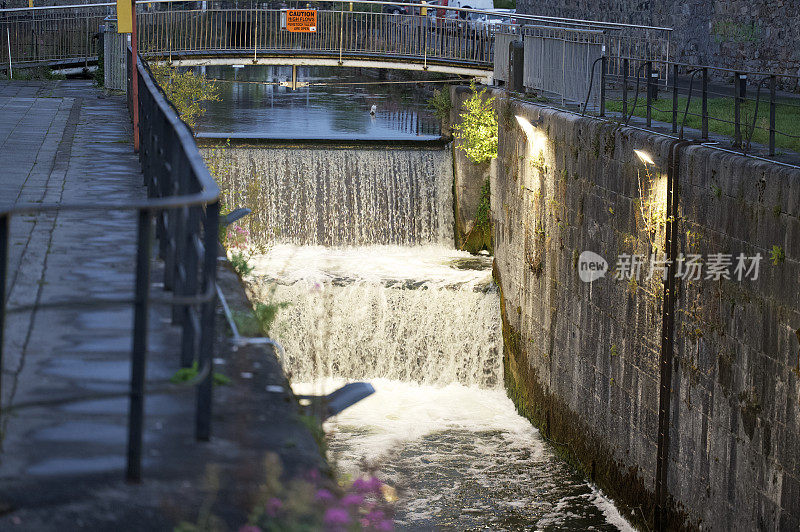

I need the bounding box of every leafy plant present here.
[229,250,254,276]
[427,88,452,121]
[170,361,231,386]
[453,83,498,163]
[770,245,785,265]
[254,301,290,336]
[150,63,220,129]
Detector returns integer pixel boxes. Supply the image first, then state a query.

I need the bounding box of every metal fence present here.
[522,25,604,108]
[1,9,107,66]
[590,58,800,159]
[104,18,127,89]
[0,49,220,483]
[491,30,519,84]
[135,8,493,66]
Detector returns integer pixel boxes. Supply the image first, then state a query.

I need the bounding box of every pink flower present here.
[265,497,283,517]
[366,476,383,493]
[323,507,350,526]
[238,526,262,532]
[341,493,364,506]
[352,477,369,492]
[315,489,335,503]
[365,509,385,523]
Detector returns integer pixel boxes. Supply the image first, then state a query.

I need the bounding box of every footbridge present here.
[1,0,672,88]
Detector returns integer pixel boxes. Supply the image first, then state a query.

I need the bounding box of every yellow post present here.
[349,2,353,11]
[28,0,33,8]
[117,0,133,33]
[420,1,427,16]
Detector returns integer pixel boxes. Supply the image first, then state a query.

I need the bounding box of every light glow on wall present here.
[515,115,547,155]
[634,149,655,165]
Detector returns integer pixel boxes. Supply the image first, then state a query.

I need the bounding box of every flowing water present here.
[247,246,633,530]
[206,66,633,530]
[203,146,454,247]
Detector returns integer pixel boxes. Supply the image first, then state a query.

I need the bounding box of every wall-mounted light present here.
[515,114,543,137]
[634,149,655,165]
[516,115,547,155]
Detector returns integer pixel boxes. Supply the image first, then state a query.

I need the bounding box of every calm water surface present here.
[195,65,442,139]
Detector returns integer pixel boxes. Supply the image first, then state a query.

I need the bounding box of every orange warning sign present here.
[286,10,317,33]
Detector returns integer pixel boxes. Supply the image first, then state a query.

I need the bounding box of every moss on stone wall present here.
[493,262,693,531]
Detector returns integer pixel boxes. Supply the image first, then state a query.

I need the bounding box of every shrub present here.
[150,63,220,129]
[453,83,498,163]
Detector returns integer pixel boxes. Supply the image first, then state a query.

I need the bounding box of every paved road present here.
[0,80,323,530]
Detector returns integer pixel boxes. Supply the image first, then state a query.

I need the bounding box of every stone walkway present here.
[0,80,323,530]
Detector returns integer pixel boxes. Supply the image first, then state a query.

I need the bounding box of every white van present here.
[444,0,495,15]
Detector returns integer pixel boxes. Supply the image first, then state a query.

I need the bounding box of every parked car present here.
[382,4,408,14]
[443,0,494,18]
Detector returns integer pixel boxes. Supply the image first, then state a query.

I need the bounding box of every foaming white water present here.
[203,146,454,247]
[292,378,633,530]
[247,245,632,530]
[248,245,501,387]
[250,244,494,288]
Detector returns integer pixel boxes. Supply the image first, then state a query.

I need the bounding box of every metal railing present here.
[135,8,494,66]
[590,57,800,159]
[521,25,604,107]
[1,8,107,66]
[0,50,220,482]
[1,0,674,72]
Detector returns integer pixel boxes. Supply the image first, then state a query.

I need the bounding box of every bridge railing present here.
[136,9,493,66]
[1,8,107,66]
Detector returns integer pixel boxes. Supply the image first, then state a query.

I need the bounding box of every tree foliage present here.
[150,63,220,129]
[453,84,498,163]
[427,88,452,121]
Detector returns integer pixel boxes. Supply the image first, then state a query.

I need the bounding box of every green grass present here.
[606,95,800,154]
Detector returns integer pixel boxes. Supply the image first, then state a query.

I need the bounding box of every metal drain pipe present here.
[654,138,695,530]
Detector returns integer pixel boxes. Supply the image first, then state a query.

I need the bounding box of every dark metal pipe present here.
[654,138,694,531]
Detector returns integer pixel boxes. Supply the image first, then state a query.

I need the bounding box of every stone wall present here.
[451,83,800,529]
[450,85,495,253]
[515,0,800,89]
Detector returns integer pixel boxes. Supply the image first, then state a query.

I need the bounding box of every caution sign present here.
[286,10,317,33]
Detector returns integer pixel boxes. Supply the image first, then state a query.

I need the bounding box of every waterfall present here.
[247,245,502,388]
[202,145,455,247]
[204,142,503,388]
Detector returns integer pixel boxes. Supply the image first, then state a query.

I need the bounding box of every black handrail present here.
[0,50,220,484]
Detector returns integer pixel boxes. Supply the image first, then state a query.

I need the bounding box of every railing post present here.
[599,55,607,117]
[622,57,628,119]
[734,72,742,148]
[646,61,653,127]
[671,63,678,133]
[701,67,709,140]
[769,75,776,157]
[338,5,344,65]
[195,201,219,442]
[126,209,152,483]
[180,207,200,368]
[131,0,140,153]
[0,214,8,414]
